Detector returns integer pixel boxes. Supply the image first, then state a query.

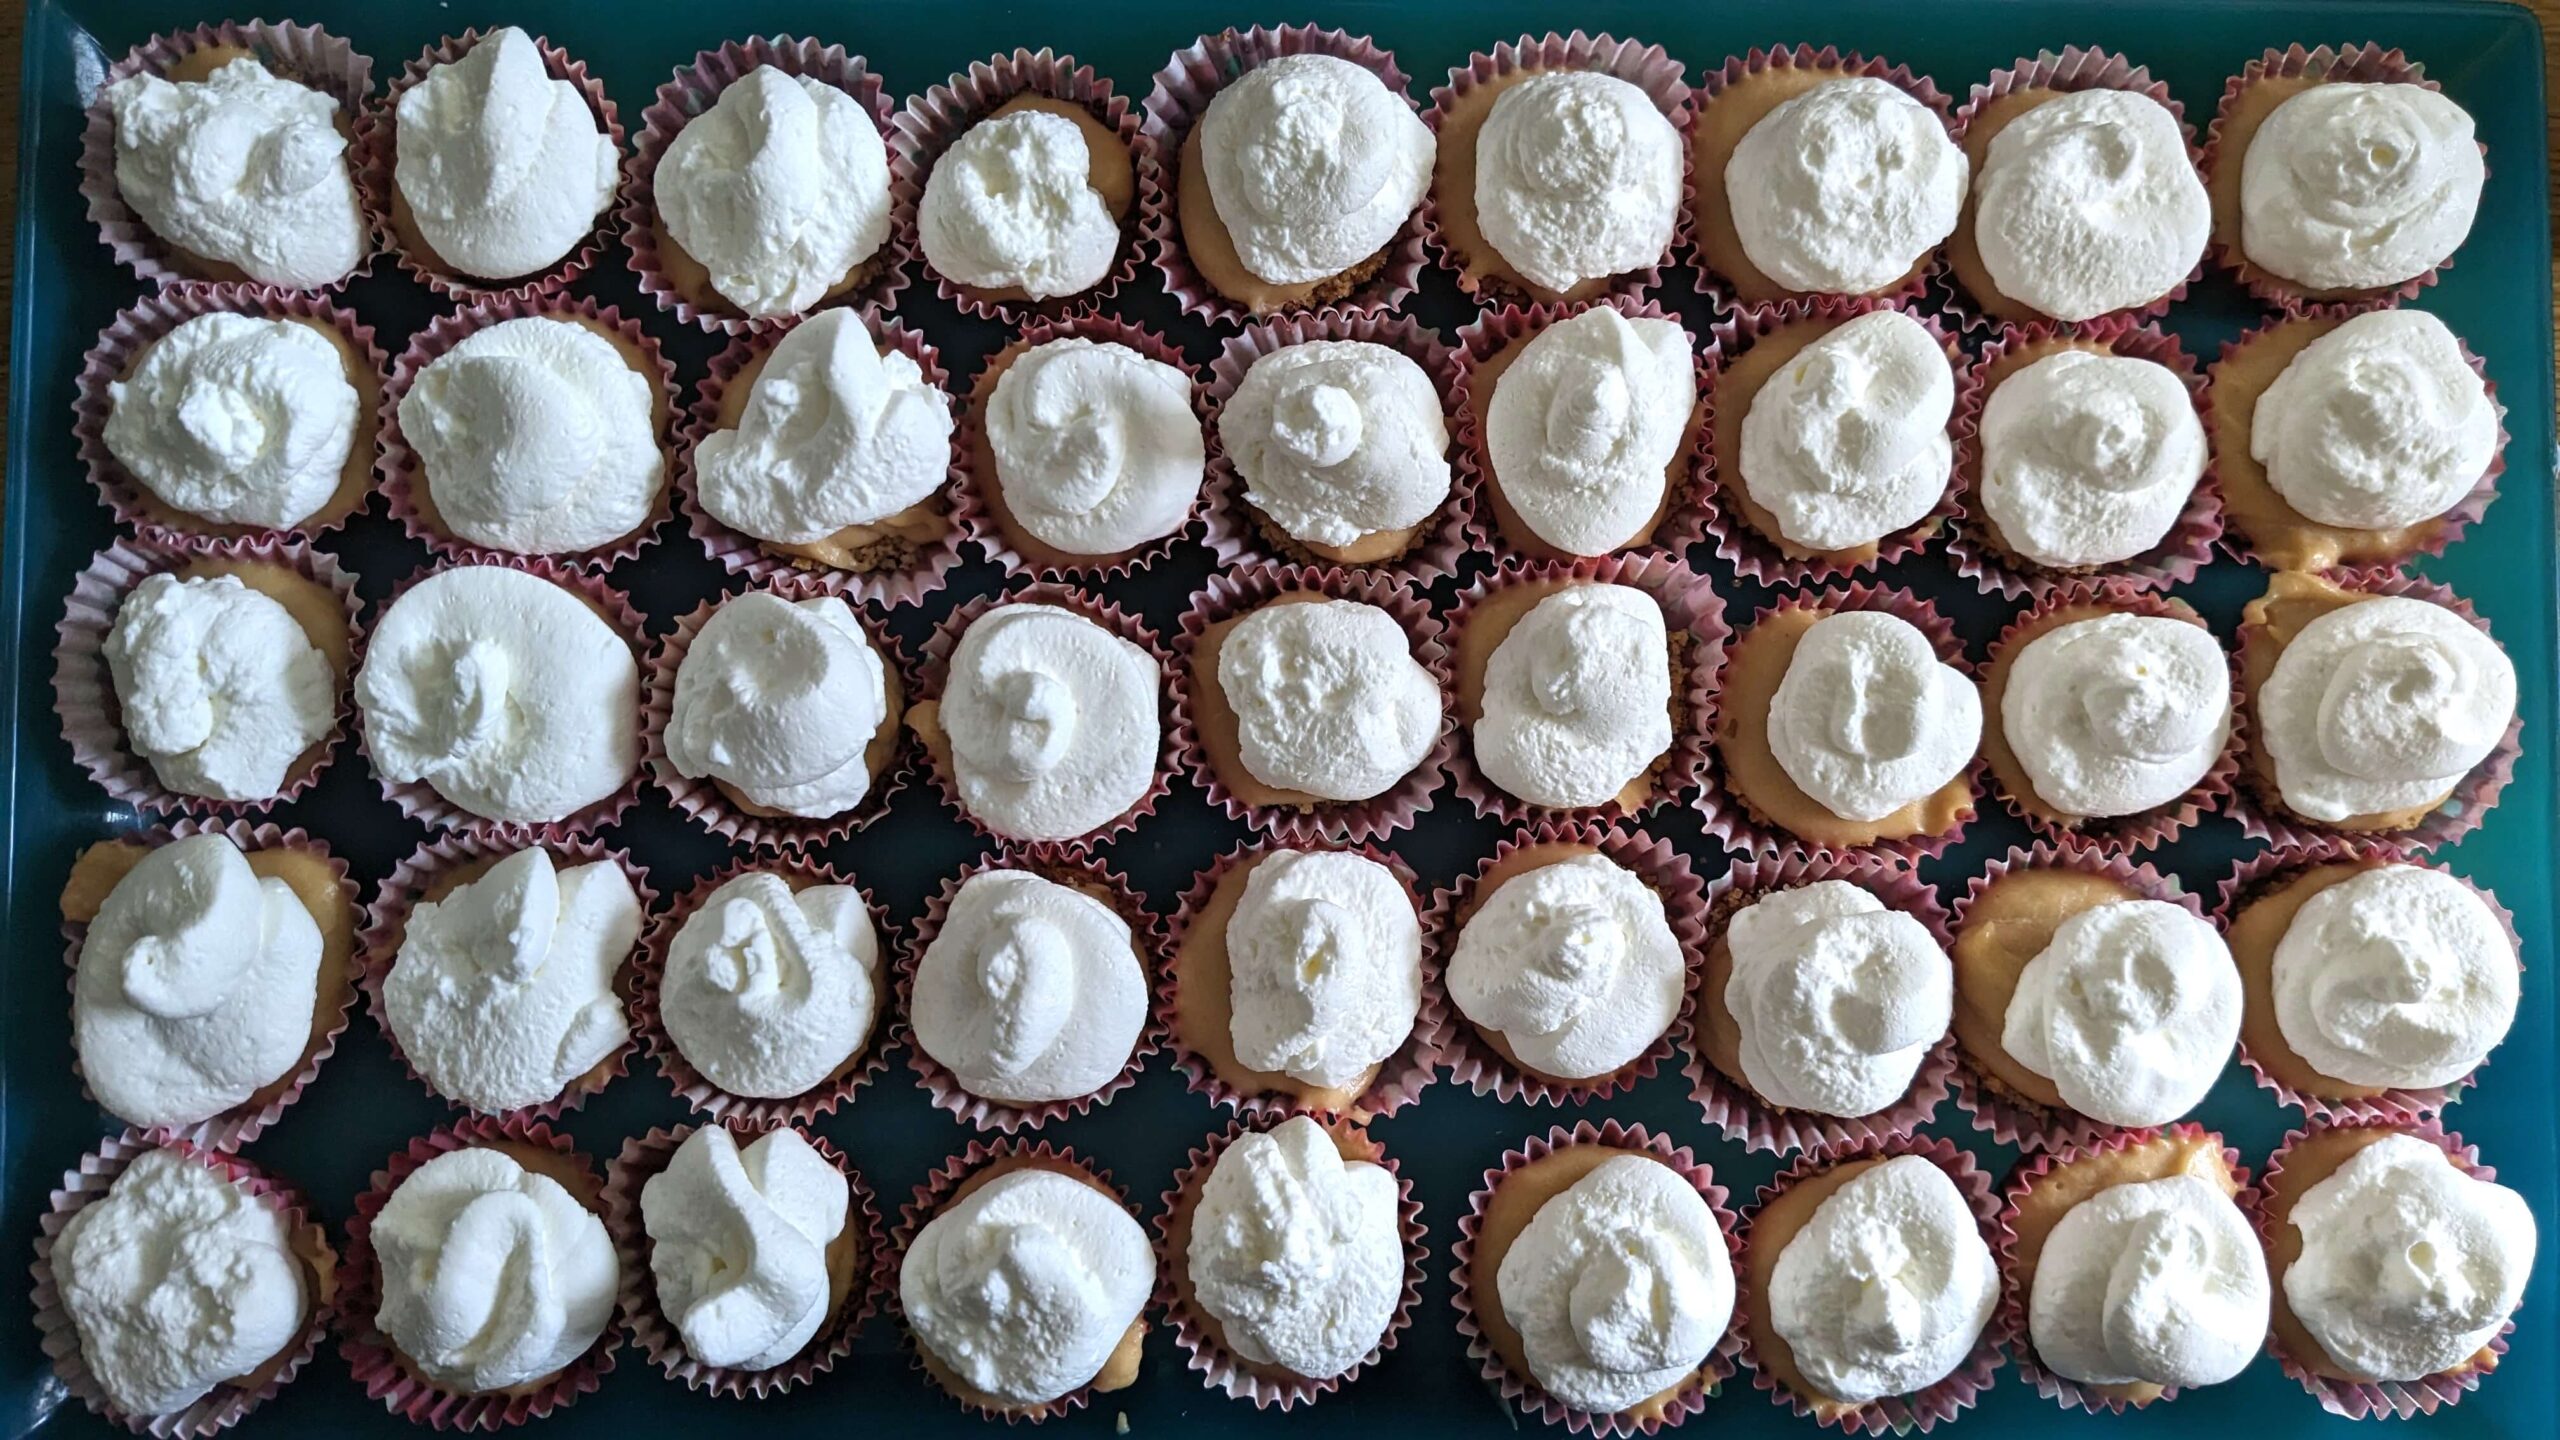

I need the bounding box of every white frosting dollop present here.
[1217,598,1439,801]
[2258,595,2516,824]
[104,312,359,528]
[1448,852,1683,1081]
[2028,1174,2268,1389]
[1225,850,1423,1088]
[1218,339,1450,550]
[1977,349,2206,568]
[1485,307,1693,557]
[1767,610,1980,823]
[666,592,888,819]
[660,871,880,1100]
[641,1125,847,1372]
[1474,72,1680,293]
[988,338,1201,556]
[1196,54,1432,287]
[1724,880,1951,1118]
[2273,865,2517,1090]
[656,65,893,317]
[1972,89,2208,321]
[2001,899,2240,1127]
[106,59,365,289]
[1768,1155,1998,1405]
[1475,585,1672,810]
[939,603,1157,841]
[2252,310,2499,531]
[920,109,1117,299]
[1727,77,1968,295]
[2240,84,2484,292]
[105,572,333,802]
[1737,309,1956,551]
[393,27,617,281]
[1188,1116,1404,1378]
[912,869,1148,1106]
[2002,612,2232,819]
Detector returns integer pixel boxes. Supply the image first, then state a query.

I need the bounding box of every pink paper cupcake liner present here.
[81,21,381,291]
[620,37,911,335]
[1451,1119,1746,1436]
[891,49,1150,324]
[1170,564,1455,846]
[340,1117,617,1429]
[1141,25,1429,326]
[1158,840,1449,1123]
[353,29,624,304]
[1695,581,1983,863]
[675,314,964,608]
[356,834,657,1121]
[55,534,362,817]
[1200,310,1473,585]
[31,1134,335,1436]
[1679,852,1957,1156]
[604,1122,881,1398]
[1947,317,2222,599]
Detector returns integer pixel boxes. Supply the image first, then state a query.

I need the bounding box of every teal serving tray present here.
[4,1,2551,1435]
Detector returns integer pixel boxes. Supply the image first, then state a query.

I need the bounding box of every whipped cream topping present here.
[1474,584,1672,810]
[1728,77,1969,295]
[1188,1116,1404,1378]
[383,847,642,1114]
[54,1148,307,1417]
[394,27,617,281]
[939,603,1157,841]
[1196,54,1432,287]
[2241,83,2484,292]
[901,1166,1152,1406]
[355,565,638,825]
[1225,849,1423,1088]
[1767,610,1980,823]
[641,1124,847,1371]
[2252,309,2499,531]
[1977,349,2206,568]
[911,869,1147,1105]
[2273,865,2517,1090]
[920,109,1117,299]
[666,592,888,819]
[2002,612,2232,819]
[105,572,333,802]
[1217,598,1440,801]
[1737,309,1956,551]
[1484,307,1693,556]
[987,337,1201,556]
[104,312,359,528]
[660,872,879,1100]
[370,1145,617,1394]
[656,65,892,318]
[1495,1154,1734,1414]
[106,59,365,289]
[2002,899,2239,1127]
[1724,880,1951,1118]
[1972,89,2208,321]
[1768,1155,1997,1405]
[1474,71,1680,293]
[2258,595,2516,823]
[1218,339,1450,549]
[2028,1173,2268,1389]
[2284,1133,2536,1382]
[73,834,321,1130]
[1448,852,1684,1081]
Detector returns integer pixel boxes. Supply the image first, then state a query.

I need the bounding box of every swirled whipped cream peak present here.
[661,871,879,1100]
[2028,1173,2268,1389]
[73,833,321,1130]
[1225,849,1423,1088]
[400,315,663,555]
[2284,1133,2535,1382]
[370,1145,617,1394]
[106,571,334,802]
[2252,309,2499,531]
[1188,1116,1404,1379]
[383,847,641,1114]
[1219,338,1450,549]
[1978,348,2206,567]
[1495,1153,1734,1414]
[1196,53,1432,286]
[641,1124,847,1372]
[2002,899,2239,1127]
[105,312,359,529]
[106,59,365,289]
[1972,88,2207,321]
[912,869,1148,1105]
[988,337,1201,556]
[1448,852,1684,1081]
[1475,584,1672,810]
[666,592,888,819]
[54,1148,308,1417]
[2258,595,2516,823]
[1218,598,1440,801]
[1485,306,1693,556]
[656,64,892,317]
[2273,865,2517,1090]
[1475,71,1680,293]
[1728,78,1967,295]
[2241,83,2484,292]
[354,565,638,825]
[2002,612,2232,819]
[1724,879,1951,1118]
[1737,309,1955,551]
[1767,609,1979,823]
[921,108,1117,299]
[394,27,618,281]
[1769,1155,1998,1405]
[939,603,1157,841]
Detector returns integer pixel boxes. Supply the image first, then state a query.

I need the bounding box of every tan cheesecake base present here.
[1690,67,1934,307]
[1743,1153,1902,1420]
[2236,572,2455,833]
[1451,576,1689,813]
[1175,122,1391,316]
[1429,70,1636,305]
[2205,75,2406,306]
[1950,866,2140,1112]
[2225,859,2401,1105]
